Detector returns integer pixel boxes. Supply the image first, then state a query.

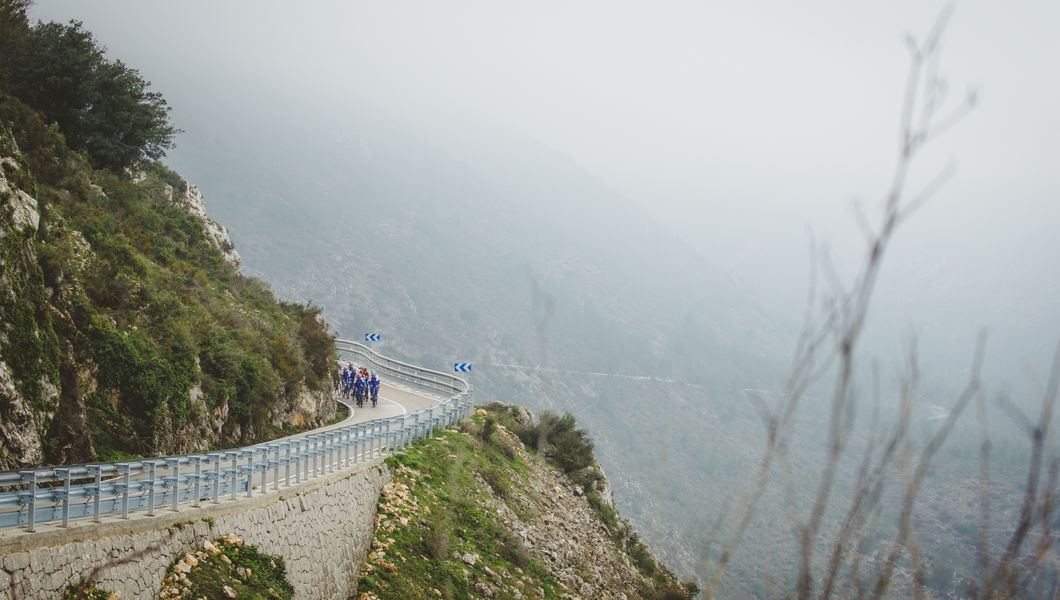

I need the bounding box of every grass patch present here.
[61,583,115,600]
[359,407,698,599]
[362,427,561,600]
[159,535,293,600]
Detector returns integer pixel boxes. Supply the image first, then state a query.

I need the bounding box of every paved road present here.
[0,379,449,535]
[319,380,443,430]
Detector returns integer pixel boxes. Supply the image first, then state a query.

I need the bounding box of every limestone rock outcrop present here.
[0,138,61,469]
[168,176,242,269]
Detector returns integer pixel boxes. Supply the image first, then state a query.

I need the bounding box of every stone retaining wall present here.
[0,460,392,600]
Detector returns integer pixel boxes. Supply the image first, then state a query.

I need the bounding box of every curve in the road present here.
[0,340,472,533]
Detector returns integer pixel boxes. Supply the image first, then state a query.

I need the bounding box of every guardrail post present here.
[167,458,181,512]
[119,464,131,519]
[327,433,335,473]
[321,434,329,473]
[318,434,326,474]
[350,426,358,464]
[147,461,158,516]
[20,471,37,532]
[191,456,203,508]
[89,465,102,522]
[351,426,358,464]
[321,434,328,473]
[354,424,360,459]
[56,468,71,527]
[243,450,255,498]
[211,454,222,504]
[337,431,345,468]
[258,447,268,492]
[365,424,373,461]
[320,433,328,473]
[343,428,351,467]
[284,442,292,486]
[230,453,239,501]
[273,445,280,491]
[294,440,303,484]
[360,425,368,462]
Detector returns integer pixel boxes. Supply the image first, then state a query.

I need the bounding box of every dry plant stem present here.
[868,336,986,600]
[817,365,884,599]
[820,360,922,600]
[701,8,974,599]
[979,341,1060,598]
[700,307,833,597]
[975,387,993,578]
[796,22,943,600]
[801,9,984,597]
[1026,459,1058,591]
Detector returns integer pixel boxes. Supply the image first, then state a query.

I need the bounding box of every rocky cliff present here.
[0,125,63,468]
[0,104,336,470]
[356,403,698,600]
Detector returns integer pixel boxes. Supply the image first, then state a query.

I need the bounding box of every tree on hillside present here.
[0,0,30,88]
[0,1,30,52]
[0,13,179,172]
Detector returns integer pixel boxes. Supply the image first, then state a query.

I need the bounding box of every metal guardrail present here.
[0,340,472,532]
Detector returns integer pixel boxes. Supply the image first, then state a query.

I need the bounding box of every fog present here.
[29,1,1060,394]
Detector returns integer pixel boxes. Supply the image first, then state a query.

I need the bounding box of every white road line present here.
[380,395,407,415]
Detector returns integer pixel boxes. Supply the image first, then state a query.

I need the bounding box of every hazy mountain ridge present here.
[163,98,806,592]
[163,97,1060,597]
[170,99,789,385]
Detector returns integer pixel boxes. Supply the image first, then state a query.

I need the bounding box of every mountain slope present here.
[0,93,337,468]
[357,403,697,600]
[163,97,797,588]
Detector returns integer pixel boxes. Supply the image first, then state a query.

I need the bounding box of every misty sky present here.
[29,0,1060,386]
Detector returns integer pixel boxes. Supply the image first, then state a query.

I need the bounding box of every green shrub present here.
[514,411,595,476]
[160,537,293,600]
[479,413,497,442]
[60,582,114,600]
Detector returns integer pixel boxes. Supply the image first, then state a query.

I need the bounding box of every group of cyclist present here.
[338,363,381,408]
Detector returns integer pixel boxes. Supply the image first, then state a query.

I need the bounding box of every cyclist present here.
[369,372,380,407]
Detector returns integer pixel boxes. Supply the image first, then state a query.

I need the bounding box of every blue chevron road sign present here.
[454,362,472,373]
[365,333,381,342]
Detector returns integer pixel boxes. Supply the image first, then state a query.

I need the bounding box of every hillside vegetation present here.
[0,3,336,468]
[357,403,697,600]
